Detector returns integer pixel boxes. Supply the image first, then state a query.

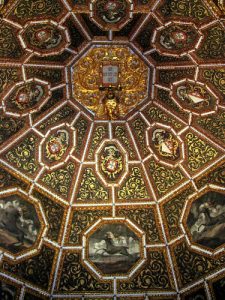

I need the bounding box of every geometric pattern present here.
[0,0,224,299]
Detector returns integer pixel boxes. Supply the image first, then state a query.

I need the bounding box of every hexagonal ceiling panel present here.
[0,0,224,299]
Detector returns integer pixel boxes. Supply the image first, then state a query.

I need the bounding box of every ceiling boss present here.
[72,46,149,120]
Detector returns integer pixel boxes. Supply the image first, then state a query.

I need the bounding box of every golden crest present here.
[72,46,148,120]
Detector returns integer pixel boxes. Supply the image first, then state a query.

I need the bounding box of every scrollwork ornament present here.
[203,69,225,99]
[0,168,25,189]
[114,125,136,159]
[87,125,108,160]
[13,0,63,19]
[163,187,194,239]
[33,191,64,242]
[0,116,24,144]
[39,106,75,132]
[5,135,38,174]
[173,241,225,286]
[77,168,109,202]
[118,167,149,200]
[58,252,112,292]
[0,23,23,59]
[131,118,148,156]
[160,0,211,21]
[74,117,88,157]
[149,160,184,195]
[118,207,161,242]
[186,133,218,171]
[69,209,111,245]
[197,111,225,143]
[197,163,225,188]
[197,25,225,60]
[118,250,172,292]
[146,107,182,129]
[2,245,55,289]
[0,68,19,94]
[41,162,75,197]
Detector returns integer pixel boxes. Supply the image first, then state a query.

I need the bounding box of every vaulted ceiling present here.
[0,0,224,299]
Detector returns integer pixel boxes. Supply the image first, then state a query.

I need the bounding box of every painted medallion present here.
[13,83,44,110]
[0,194,41,254]
[176,83,215,110]
[3,81,50,115]
[45,129,70,162]
[25,24,62,50]
[186,191,225,250]
[88,223,141,275]
[95,0,127,24]
[19,21,69,56]
[100,143,123,181]
[155,23,200,55]
[152,128,180,160]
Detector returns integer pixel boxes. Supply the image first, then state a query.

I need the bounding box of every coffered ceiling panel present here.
[0,0,224,299]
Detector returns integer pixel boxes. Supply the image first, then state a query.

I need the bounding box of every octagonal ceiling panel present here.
[182,189,225,255]
[0,190,46,260]
[152,22,202,56]
[170,79,219,115]
[2,78,51,116]
[0,0,224,299]
[71,45,150,120]
[83,218,145,278]
[19,20,70,56]
[90,0,133,31]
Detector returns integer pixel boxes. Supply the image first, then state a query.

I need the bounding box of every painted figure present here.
[187,192,225,250]
[89,223,140,274]
[0,197,40,253]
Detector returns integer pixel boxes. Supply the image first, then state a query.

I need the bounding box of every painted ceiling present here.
[0,0,225,299]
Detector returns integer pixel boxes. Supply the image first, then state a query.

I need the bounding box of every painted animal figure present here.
[0,205,24,244]
[94,231,130,257]
[201,206,225,227]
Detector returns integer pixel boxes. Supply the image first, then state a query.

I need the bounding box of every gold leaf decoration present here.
[114,125,137,159]
[73,46,148,119]
[148,160,185,195]
[5,135,38,175]
[117,167,149,200]
[41,162,75,198]
[186,132,218,171]
[87,125,108,160]
[76,168,109,202]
